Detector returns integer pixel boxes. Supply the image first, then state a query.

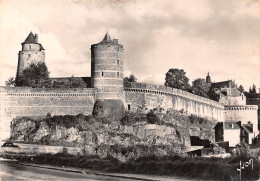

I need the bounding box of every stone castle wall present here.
[124,82,224,122]
[224,105,258,135]
[0,86,96,140]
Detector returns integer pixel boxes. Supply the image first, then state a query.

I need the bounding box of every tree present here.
[16,62,50,88]
[207,90,220,101]
[191,78,209,98]
[124,73,137,82]
[165,68,190,91]
[252,84,256,94]
[5,77,15,87]
[52,76,87,88]
[238,85,244,93]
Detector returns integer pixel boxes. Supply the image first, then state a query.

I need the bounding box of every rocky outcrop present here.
[10,111,215,161]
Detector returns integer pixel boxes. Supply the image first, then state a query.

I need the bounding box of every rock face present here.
[10,111,215,161]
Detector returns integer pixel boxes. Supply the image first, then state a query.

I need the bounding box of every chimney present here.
[113,39,118,44]
[35,34,38,43]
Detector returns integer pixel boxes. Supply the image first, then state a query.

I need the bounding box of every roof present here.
[224,122,240,130]
[23,32,36,44]
[229,88,242,97]
[211,80,236,89]
[100,32,112,43]
[22,32,45,50]
[214,122,240,130]
[241,124,253,134]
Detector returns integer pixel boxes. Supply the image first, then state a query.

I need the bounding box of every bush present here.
[146,110,160,124]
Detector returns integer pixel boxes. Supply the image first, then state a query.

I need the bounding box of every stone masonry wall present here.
[0,86,96,141]
[17,43,45,77]
[224,105,258,135]
[91,42,124,100]
[124,82,224,122]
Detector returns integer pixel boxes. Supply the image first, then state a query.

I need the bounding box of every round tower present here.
[91,32,124,100]
[16,32,45,79]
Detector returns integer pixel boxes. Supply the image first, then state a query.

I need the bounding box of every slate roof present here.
[241,124,253,134]
[100,32,112,43]
[215,122,240,130]
[223,122,240,130]
[211,80,236,89]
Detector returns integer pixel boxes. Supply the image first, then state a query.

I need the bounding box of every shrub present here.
[146,110,160,124]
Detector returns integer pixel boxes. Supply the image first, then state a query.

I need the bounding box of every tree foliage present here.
[52,76,87,88]
[5,77,15,86]
[165,68,190,91]
[238,85,244,93]
[250,84,257,94]
[16,62,50,88]
[191,78,209,98]
[124,73,137,82]
[207,90,220,101]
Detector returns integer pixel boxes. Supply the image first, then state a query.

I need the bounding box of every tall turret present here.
[16,32,45,79]
[206,72,212,87]
[91,32,124,100]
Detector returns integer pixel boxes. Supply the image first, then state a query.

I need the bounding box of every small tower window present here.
[29,45,31,49]
[117,60,120,65]
[128,104,131,110]
[117,72,119,77]
[102,72,104,77]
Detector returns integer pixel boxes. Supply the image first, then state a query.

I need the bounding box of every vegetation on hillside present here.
[4,153,259,180]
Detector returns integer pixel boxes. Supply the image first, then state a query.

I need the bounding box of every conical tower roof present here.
[23,32,37,44]
[100,32,113,43]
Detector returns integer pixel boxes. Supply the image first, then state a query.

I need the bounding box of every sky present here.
[0,0,259,92]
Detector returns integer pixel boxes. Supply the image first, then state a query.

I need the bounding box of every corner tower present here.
[91,32,124,100]
[16,32,45,79]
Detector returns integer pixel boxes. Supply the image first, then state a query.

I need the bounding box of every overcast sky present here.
[0,0,259,91]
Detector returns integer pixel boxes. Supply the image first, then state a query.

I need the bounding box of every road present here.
[0,160,134,181]
[0,159,194,181]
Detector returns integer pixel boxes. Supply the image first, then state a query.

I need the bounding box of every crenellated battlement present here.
[124,82,224,109]
[224,105,258,111]
[0,86,97,97]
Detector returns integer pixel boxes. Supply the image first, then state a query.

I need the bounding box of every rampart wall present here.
[224,105,258,135]
[0,86,96,141]
[124,82,224,122]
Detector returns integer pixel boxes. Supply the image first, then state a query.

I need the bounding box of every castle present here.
[0,32,258,142]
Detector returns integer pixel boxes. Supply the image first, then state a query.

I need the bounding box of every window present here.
[117,60,120,65]
[28,54,31,57]
[117,72,119,77]
[102,72,104,77]
[128,104,131,110]
[29,45,31,49]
